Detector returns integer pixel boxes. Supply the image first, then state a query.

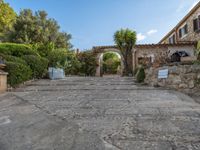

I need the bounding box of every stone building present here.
[93,2,199,76]
[159,1,200,44]
[93,42,196,76]
[133,43,196,68]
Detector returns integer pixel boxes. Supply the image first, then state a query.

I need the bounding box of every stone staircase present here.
[9,76,200,149]
[14,76,153,92]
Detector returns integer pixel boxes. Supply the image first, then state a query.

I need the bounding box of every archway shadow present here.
[95,48,125,77]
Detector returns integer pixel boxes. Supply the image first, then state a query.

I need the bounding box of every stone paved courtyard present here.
[0,77,200,150]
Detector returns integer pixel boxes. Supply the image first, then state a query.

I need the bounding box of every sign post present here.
[158,69,169,86]
[158,69,169,79]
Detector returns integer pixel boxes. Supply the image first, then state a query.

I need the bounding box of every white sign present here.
[48,67,65,80]
[158,69,168,79]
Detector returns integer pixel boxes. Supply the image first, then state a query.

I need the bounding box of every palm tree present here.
[114,28,137,76]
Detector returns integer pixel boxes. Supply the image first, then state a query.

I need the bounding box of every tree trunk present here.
[121,49,133,76]
[127,51,133,75]
[122,55,131,76]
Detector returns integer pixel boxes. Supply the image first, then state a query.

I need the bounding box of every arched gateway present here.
[92,46,125,77]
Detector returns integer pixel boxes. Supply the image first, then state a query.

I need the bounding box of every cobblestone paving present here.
[0,77,200,150]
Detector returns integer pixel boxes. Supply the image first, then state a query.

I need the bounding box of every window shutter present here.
[173,34,176,43]
[198,15,200,29]
[193,18,198,31]
[168,38,171,44]
[179,29,182,38]
[185,24,188,34]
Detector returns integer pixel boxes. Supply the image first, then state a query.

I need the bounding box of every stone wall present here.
[145,64,200,94]
[133,44,195,70]
[134,46,168,67]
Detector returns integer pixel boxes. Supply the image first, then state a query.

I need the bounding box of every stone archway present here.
[93,46,125,77]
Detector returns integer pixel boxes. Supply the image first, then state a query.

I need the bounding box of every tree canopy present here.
[103,52,120,62]
[8,9,72,49]
[0,0,16,40]
[114,28,137,76]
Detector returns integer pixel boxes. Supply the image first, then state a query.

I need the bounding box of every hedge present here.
[0,43,50,86]
[133,67,139,76]
[5,61,32,87]
[136,67,146,83]
[22,55,49,79]
[77,51,98,76]
[0,43,39,57]
[47,49,68,68]
[0,54,27,65]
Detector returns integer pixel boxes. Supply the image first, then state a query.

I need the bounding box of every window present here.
[179,24,188,38]
[193,18,198,31]
[169,34,176,44]
[193,15,200,32]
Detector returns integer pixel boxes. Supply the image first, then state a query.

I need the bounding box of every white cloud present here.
[137,33,146,42]
[136,30,158,42]
[147,29,158,35]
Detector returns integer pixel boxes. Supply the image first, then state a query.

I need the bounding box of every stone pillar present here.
[95,53,102,77]
[95,66,101,77]
[0,72,8,93]
[132,49,137,71]
[120,59,124,76]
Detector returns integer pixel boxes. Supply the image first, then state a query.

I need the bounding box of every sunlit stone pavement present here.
[0,77,200,150]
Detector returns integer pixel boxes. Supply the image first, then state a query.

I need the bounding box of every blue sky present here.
[5,0,200,50]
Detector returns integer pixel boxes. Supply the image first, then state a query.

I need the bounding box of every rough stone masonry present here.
[145,64,200,95]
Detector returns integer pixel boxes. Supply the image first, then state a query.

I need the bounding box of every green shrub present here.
[193,60,200,65]
[0,43,39,57]
[136,67,146,83]
[47,49,68,68]
[64,52,81,75]
[0,54,27,65]
[102,52,121,74]
[22,55,49,79]
[5,61,32,87]
[78,51,98,76]
[133,67,139,76]
[32,42,55,57]
[195,78,200,85]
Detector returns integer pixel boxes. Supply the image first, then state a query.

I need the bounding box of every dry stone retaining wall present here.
[145,64,200,94]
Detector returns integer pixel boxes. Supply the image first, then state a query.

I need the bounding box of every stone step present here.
[29,77,136,85]
[13,77,141,92]
[14,86,155,92]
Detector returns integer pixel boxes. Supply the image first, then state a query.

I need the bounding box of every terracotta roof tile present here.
[93,42,196,50]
